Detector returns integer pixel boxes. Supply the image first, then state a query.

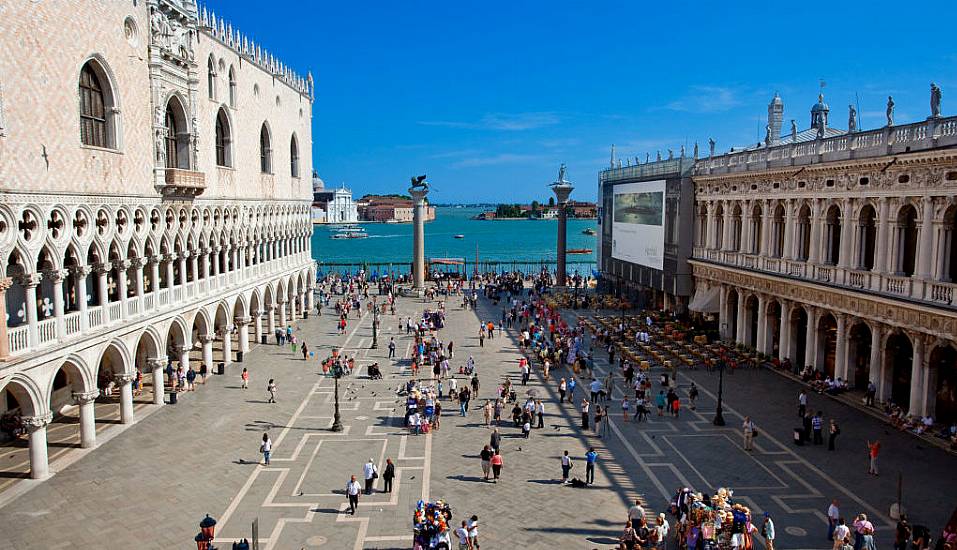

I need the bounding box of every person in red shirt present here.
[866,440,880,475]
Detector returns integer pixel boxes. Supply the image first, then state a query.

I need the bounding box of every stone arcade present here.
[0,0,316,479]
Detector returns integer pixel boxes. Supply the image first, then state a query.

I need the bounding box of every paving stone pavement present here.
[0,291,954,550]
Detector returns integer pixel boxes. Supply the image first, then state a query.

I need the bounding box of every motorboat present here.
[453,234,465,239]
[330,226,368,239]
[567,248,593,255]
[582,228,596,235]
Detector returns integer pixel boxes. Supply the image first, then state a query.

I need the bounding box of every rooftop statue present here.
[791,119,797,141]
[886,96,895,127]
[848,104,857,133]
[708,138,715,157]
[931,83,942,118]
[557,163,567,183]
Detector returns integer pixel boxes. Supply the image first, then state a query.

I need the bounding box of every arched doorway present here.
[930,344,957,424]
[213,303,232,365]
[0,376,44,479]
[847,323,873,389]
[824,205,842,265]
[895,205,918,277]
[885,332,914,408]
[790,307,809,368]
[95,343,132,424]
[857,205,877,271]
[817,313,837,378]
[725,288,739,341]
[766,300,781,357]
[133,330,163,405]
[48,360,94,448]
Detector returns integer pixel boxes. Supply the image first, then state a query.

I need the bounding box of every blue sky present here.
[213,0,957,203]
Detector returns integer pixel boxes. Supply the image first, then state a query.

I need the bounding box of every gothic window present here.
[290,134,300,178]
[207,56,216,100]
[165,97,189,170]
[79,61,110,147]
[215,108,231,167]
[895,205,918,277]
[228,66,237,108]
[771,205,785,258]
[260,123,272,173]
[824,205,842,265]
[796,205,811,261]
[750,205,763,254]
[857,205,877,271]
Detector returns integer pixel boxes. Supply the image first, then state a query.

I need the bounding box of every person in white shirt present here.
[455,520,472,549]
[363,458,377,495]
[467,515,479,549]
[345,475,361,515]
[827,499,840,540]
[832,517,850,550]
[627,499,645,523]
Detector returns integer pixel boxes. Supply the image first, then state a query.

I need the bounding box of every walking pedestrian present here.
[267,378,277,403]
[260,433,272,465]
[467,515,480,550]
[345,475,361,515]
[480,445,493,480]
[622,397,630,422]
[490,450,503,482]
[301,342,309,361]
[827,499,840,541]
[363,457,377,495]
[559,378,567,403]
[561,450,572,483]
[762,512,776,550]
[866,440,880,476]
[594,404,604,437]
[536,399,544,429]
[388,337,396,358]
[688,382,699,410]
[483,400,492,427]
[799,389,808,418]
[585,447,598,485]
[581,398,590,430]
[455,520,472,550]
[568,377,577,403]
[241,367,249,389]
[382,458,395,493]
[489,428,501,454]
[813,411,824,445]
[828,419,841,451]
[742,416,756,451]
[832,517,850,550]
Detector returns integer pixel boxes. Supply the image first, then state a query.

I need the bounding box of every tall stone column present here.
[278,300,287,328]
[96,263,110,307]
[73,390,99,448]
[150,257,161,302]
[72,266,90,330]
[706,202,717,249]
[908,333,925,416]
[805,306,818,369]
[236,317,250,359]
[220,326,233,367]
[756,294,768,353]
[550,168,574,287]
[267,306,276,337]
[132,258,145,307]
[917,196,935,279]
[0,277,11,360]
[49,269,67,339]
[24,413,53,479]
[178,344,191,374]
[808,199,823,264]
[782,199,795,260]
[868,324,883,389]
[254,309,264,345]
[873,198,891,276]
[20,274,40,348]
[779,300,792,362]
[201,335,214,372]
[148,358,166,405]
[839,198,854,268]
[115,260,129,318]
[116,373,135,424]
[835,314,847,380]
[164,255,175,290]
[718,286,728,340]
[409,186,430,290]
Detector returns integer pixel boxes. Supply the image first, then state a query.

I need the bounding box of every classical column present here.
[23,413,53,480]
[202,249,211,281]
[0,277,11,360]
[782,199,795,260]
[760,200,772,256]
[236,317,250,359]
[96,263,110,307]
[873,198,891,275]
[756,294,768,354]
[306,285,315,312]
[116,373,135,424]
[839,198,854,269]
[917,196,935,279]
[805,306,818,369]
[178,254,188,286]
[200,334,214,372]
[48,269,67,338]
[908,333,925,416]
[779,300,792,362]
[71,266,90,330]
[868,324,883,389]
[808,199,823,264]
[835,314,847,380]
[179,344,191,373]
[73,390,99,448]
[189,253,199,284]
[409,186,430,290]
[164,254,175,290]
[722,201,734,251]
[132,258,145,306]
[254,309,264,344]
[718,286,728,339]
[148,358,166,405]
[20,274,40,348]
[220,326,233,367]
[278,300,287,328]
[150,257,161,302]
[706,201,717,249]
[212,247,221,276]
[735,291,746,344]
[115,260,129,318]
[741,203,753,253]
[267,306,276,337]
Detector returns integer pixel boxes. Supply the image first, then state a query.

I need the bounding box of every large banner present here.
[611,180,665,269]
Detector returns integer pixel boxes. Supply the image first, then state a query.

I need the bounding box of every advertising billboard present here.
[611,180,665,269]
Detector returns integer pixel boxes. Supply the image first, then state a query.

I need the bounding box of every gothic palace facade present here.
[690,92,957,424]
[0,0,315,478]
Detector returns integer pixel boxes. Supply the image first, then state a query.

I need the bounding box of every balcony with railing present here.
[691,247,957,310]
[158,168,206,198]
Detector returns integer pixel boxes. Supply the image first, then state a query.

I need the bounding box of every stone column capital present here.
[218,325,233,336]
[94,261,112,274]
[198,333,216,345]
[22,412,53,432]
[129,257,147,269]
[114,373,135,385]
[44,269,69,284]
[177,343,194,354]
[70,265,93,278]
[0,276,12,292]
[234,316,251,326]
[146,357,168,370]
[17,273,42,288]
[73,390,100,405]
[114,259,130,271]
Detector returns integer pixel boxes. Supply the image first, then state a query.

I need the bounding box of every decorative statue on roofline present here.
[409,175,428,191]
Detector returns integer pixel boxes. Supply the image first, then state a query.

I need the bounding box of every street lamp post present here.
[331,365,344,432]
[371,307,379,349]
[713,360,726,426]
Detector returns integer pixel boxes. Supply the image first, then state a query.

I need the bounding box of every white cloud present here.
[418,112,560,131]
[666,86,741,113]
[451,153,544,168]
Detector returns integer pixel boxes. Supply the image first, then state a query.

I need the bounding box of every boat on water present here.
[582,228,596,235]
[567,248,592,255]
[453,234,465,239]
[330,226,368,239]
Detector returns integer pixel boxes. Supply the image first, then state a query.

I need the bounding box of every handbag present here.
[752,429,759,438]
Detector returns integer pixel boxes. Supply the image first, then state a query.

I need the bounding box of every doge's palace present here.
[0,0,315,478]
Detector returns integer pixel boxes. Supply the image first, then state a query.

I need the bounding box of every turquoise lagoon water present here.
[310,206,598,274]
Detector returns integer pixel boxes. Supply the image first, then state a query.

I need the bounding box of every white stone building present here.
[0,0,315,478]
[321,185,359,224]
[690,91,957,423]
